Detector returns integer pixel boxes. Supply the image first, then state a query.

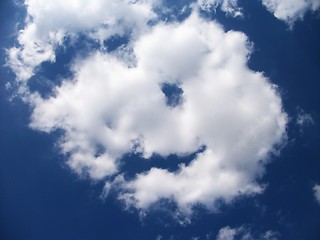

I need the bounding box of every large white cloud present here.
[8,0,158,81]
[26,11,287,213]
[261,0,320,25]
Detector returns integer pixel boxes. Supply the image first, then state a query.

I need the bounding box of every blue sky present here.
[0,0,320,239]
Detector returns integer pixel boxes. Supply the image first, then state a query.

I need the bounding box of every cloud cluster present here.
[261,0,320,25]
[7,0,319,82]
[198,0,320,26]
[196,0,320,25]
[8,0,158,81]
[26,11,287,212]
[5,0,292,216]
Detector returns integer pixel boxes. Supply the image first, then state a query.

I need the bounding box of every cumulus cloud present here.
[313,184,320,205]
[7,1,288,215]
[27,12,287,213]
[261,0,320,25]
[7,0,158,81]
[116,14,287,211]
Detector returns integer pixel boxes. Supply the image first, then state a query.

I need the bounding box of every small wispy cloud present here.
[313,184,320,205]
[215,226,280,240]
[296,108,314,127]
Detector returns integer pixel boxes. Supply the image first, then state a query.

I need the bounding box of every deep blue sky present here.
[1,0,320,239]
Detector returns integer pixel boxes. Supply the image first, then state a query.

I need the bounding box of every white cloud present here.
[196,0,320,23]
[7,0,288,215]
[196,0,242,17]
[7,0,157,81]
[261,0,320,25]
[313,184,320,205]
[216,226,280,240]
[27,11,287,213]
[117,14,287,211]
[216,226,238,240]
[8,0,318,82]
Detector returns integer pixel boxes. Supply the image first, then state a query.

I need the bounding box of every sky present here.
[0,0,320,239]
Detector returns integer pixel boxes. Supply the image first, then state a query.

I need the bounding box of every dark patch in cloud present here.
[161,83,184,108]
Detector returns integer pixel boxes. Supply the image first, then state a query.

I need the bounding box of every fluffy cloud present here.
[313,184,320,205]
[8,0,157,81]
[7,0,288,215]
[8,0,319,82]
[27,11,287,213]
[261,0,320,25]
